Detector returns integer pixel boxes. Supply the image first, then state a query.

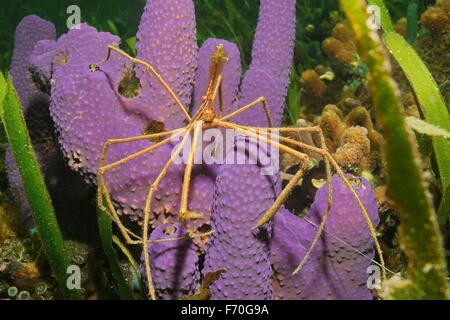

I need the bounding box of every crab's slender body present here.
[91,43,384,300]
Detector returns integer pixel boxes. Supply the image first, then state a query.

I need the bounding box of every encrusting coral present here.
[420,1,450,35]
[394,18,408,38]
[281,104,383,174]
[332,126,370,168]
[298,21,371,116]
[300,69,327,97]
[416,0,450,106]
[322,22,357,65]
[317,105,383,171]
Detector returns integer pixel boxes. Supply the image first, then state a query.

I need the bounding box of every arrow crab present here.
[90,41,384,299]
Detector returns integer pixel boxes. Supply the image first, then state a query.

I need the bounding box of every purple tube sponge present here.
[49,24,178,223]
[48,2,214,235]
[141,223,200,300]
[10,15,55,110]
[50,23,143,184]
[232,0,296,127]
[203,140,279,299]
[270,175,379,300]
[133,0,198,130]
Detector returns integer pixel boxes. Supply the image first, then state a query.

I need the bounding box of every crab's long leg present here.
[215,119,306,161]
[100,129,184,165]
[300,128,333,276]
[142,123,195,300]
[98,176,142,243]
[219,96,273,127]
[145,230,214,244]
[97,127,188,244]
[211,74,223,100]
[266,159,310,222]
[266,128,333,276]
[233,124,385,279]
[179,120,204,222]
[215,121,309,227]
[90,44,192,123]
[99,128,188,174]
[98,128,184,216]
[235,126,333,253]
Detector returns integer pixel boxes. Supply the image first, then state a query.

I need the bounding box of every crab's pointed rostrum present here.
[192,38,242,117]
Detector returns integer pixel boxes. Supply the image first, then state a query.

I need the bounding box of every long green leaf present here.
[97,197,134,300]
[0,73,82,300]
[437,184,450,230]
[340,0,449,300]
[406,2,418,45]
[0,73,6,104]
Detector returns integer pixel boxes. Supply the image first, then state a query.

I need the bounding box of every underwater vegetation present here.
[0,0,449,301]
